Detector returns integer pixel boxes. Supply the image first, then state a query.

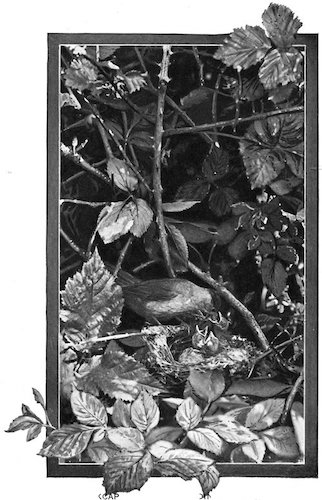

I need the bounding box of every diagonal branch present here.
[61,143,110,185]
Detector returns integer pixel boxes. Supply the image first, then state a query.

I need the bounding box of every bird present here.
[106,264,216,322]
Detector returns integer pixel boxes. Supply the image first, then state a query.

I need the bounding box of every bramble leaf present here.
[130,391,160,434]
[123,71,147,93]
[175,179,210,202]
[230,439,266,463]
[188,369,225,403]
[107,157,139,192]
[6,415,42,433]
[32,388,45,410]
[262,3,302,49]
[38,424,94,458]
[107,427,145,452]
[70,389,108,427]
[148,440,175,459]
[245,398,284,431]
[226,379,290,398]
[130,198,154,237]
[261,258,288,297]
[198,464,220,496]
[290,402,304,456]
[261,426,299,458]
[259,47,303,89]
[61,249,124,339]
[145,426,183,445]
[64,57,98,91]
[162,200,200,212]
[154,448,214,479]
[214,26,271,70]
[207,419,258,444]
[187,428,224,455]
[87,437,120,463]
[112,399,133,427]
[175,397,202,431]
[103,450,153,494]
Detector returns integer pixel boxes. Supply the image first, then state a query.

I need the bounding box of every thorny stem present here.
[61,143,110,185]
[60,228,88,260]
[187,261,270,350]
[281,369,304,424]
[153,45,176,278]
[163,106,304,138]
[113,235,135,277]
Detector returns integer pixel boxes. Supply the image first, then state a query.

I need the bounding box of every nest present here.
[142,321,261,384]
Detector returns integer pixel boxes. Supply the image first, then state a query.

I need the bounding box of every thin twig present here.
[211,71,222,144]
[163,106,304,138]
[61,143,110,185]
[113,235,135,277]
[96,120,113,160]
[71,328,164,350]
[132,259,159,274]
[60,199,107,208]
[60,228,88,260]
[281,369,304,424]
[192,47,204,86]
[187,260,270,350]
[153,45,175,278]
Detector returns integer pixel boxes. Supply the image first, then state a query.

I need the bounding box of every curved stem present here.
[281,369,304,424]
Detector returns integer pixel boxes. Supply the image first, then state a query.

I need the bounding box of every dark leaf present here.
[214,26,271,69]
[269,172,302,195]
[112,399,133,427]
[38,424,94,458]
[261,426,299,458]
[130,391,160,433]
[107,157,138,192]
[64,57,98,91]
[262,3,302,49]
[61,249,124,339]
[98,46,120,60]
[175,179,210,202]
[175,397,202,431]
[226,379,290,398]
[245,398,284,431]
[256,313,281,332]
[103,450,153,494]
[230,439,266,463]
[209,187,239,217]
[188,369,225,403]
[261,258,288,297]
[228,231,251,261]
[187,428,224,455]
[259,47,303,89]
[198,464,220,496]
[70,389,108,427]
[108,427,145,452]
[165,218,218,244]
[202,147,230,182]
[76,341,164,401]
[181,87,216,125]
[167,224,189,270]
[276,245,297,264]
[128,130,154,151]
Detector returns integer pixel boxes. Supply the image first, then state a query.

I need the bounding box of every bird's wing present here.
[126,280,179,301]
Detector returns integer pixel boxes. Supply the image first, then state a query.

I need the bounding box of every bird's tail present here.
[104,262,141,288]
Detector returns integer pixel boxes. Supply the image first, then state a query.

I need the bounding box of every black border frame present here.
[47,33,318,478]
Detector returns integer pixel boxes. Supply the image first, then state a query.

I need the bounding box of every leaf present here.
[207,420,258,444]
[38,424,94,458]
[130,391,160,434]
[64,57,98,91]
[259,47,303,89]
[198,464,220,496]
[290,402,304,456]
[175,397,202,431]
[262,3,302,49]
[167,224,189,270]
[162,200,200,212]
[129,199,154,237]
[256,313,281,333]
[61,249,124,339]
[123,71,147,94]
[76,341,164,401]
[276,245,297,264]
[261,258,288,297]
[70,390,108,427]
[175,179,210,202]
[87,437,120,463]
[148,440,175,459]
[245,398,284,431]
[155,448,214,479]
[188,369,225,403]
[112,399,133,427]
[209,187,239,217]
[32,388,45,410]
[108,427,145,452]
[129,130,154,151]
[228,231,251,261]
[60,92,81,109]
[202,147,230,182]
[187,428,224,455]
[261,426,299,458]
[214,26,271,69]
[6,415,42,433]
[107,157,138,192]
[181,87,216,125]
[240,114,304,189]
[269,172,302,195]
[145,426,183,445]
[26,424,43,442]
[226,379,290,398]
[165,218,218,244]
[231,439,266,463]
[103,450,153,494]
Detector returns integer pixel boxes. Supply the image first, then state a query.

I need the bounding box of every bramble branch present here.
[61,143,110,185]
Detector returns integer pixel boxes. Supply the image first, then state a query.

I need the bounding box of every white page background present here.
[0,1,320,499]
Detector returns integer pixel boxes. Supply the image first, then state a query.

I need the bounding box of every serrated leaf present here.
[128,130,154,151]
[202,147,230,182]
[245,398,284,431]
[38,424,94,458]
[130,391,160,434]
[162,200,200,212]
[167,224,189,270]
[262,3,302,49]
[107,157,138,192]
[228,231,251,261]
[207,420,258,444]
[61,249,124,339]
[187,428,224,455]
[87,437,120,463]
[130,198,154,237]
[103,450,153,494]
[123,71,147,94]
[261,426,299,458]
[108,427,145,452]
[181,87,216,125]
[209,187,239,217]
[112,399,133,427]
[226,379,290,398]
[6,415,42,433]
[32,388,45,410]
[76,340,164,401]
[148,440,175,459]
[269,172,302,195]
[26,424,42,442]
[276,245,297,264]
[70,390,108,427]
[145,426,183,445]
[155,448,214,479]
[214,26,271,69]
[259,47,303,89]
[240,114,304,189]
[175,397,202,431]
[188,369,225,403]
[290,402,304,456]
[64,57,98,91]
[175,179,210,202]
[165,218,217,244]
[230,439,266,463]
[261,258,288,297]
[198,464,220,496]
